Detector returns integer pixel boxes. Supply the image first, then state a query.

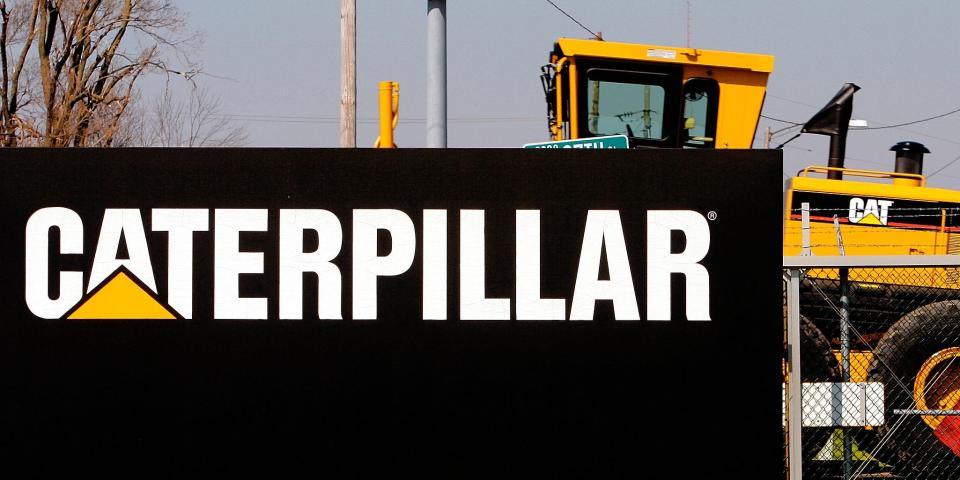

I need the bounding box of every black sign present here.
[0,148,782,476]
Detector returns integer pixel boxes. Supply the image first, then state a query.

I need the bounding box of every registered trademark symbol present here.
[707,211,718,221]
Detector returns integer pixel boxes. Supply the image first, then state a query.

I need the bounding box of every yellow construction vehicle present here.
[541,37,772,149]
[541,37,960,478]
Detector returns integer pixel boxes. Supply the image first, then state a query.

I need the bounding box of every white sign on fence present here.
[801,382,885,427]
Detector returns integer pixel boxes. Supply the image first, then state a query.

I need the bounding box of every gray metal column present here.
[839,267,853,480]
[426,0,447,147]
[786,269,803,480]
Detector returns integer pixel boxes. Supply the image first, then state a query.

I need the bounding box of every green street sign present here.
[523,135,629,149]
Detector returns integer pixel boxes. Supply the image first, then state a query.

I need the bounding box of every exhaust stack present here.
[802,83,860,180]
[891,141,929,187]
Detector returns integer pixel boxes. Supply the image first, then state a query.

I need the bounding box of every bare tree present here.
[141,84,246,147]
[0,0,199,147]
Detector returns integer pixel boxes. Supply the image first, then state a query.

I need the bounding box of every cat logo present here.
[848,197,894,226]
[62,267,180,321]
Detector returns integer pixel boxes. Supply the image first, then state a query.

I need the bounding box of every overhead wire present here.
[543,0,602,40]
[859,106,960,130]
[767,94,821,110]
[926,153,960,178]
[208,114,542,125]
[764,93,960,133]
[760,114,802,126]
[764,93,960,178]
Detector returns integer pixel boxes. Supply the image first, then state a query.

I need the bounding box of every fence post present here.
[839,267,853,480]
[801,202,811,256]
[786,268,803,480]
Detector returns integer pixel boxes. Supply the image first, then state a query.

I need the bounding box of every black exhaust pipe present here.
[891,141,929,175]
[801,83,860,180]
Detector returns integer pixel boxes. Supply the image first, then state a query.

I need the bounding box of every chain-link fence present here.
[785,259,960,479]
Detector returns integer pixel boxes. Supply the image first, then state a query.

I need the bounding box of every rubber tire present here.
[801,315,840,382]
[868,300,960,479]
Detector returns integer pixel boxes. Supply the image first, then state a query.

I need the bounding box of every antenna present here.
[686,0,692,47]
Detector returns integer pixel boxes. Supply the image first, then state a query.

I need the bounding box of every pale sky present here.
[157,1,960,188]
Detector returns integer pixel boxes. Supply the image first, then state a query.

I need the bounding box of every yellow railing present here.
[797,166,926,187]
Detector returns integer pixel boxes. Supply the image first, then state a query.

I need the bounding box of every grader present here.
[540,36,960,478]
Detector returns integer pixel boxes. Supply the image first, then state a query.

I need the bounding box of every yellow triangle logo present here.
[813,428,889,466]
[856,213,883,225]
[66,268,179,320]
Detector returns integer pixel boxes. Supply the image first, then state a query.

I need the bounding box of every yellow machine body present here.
[784,167,960,289]
[546,38,773,149]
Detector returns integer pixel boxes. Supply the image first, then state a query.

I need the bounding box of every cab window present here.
[580,65,681,147]
[682,78,719,148]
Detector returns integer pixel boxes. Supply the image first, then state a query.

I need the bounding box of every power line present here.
[767,94,821,110]
[760,114,802,125]
[885,125,960,147]
[927,153,960,178]
[768,92,960,141]
[859,106,960,130]
[211,113,543,125]
[544,0,602,40]
[765,92,960,181]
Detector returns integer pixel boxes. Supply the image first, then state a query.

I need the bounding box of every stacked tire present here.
[868,300,960,479]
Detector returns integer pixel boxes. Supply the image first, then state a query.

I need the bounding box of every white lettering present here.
[569,210,640,320]
[25,208,84,319]
[279,209,343,320]
[88,209,156,293]
[516,210,566,320]
[646,210,711,321]
[848,197,865,223]
[152,209,208,319]
[864,199,880,222]
[877,199,894,224]
[423,210,447,320]
[214,209,268,320]
[460,210,511,320]
[352,210,416,320]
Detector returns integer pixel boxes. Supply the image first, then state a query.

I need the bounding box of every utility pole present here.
[426,0,447,148]
[340,0,357,148]
[764,126,772,148]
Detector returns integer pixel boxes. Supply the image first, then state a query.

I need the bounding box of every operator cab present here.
[542,38,773,149]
